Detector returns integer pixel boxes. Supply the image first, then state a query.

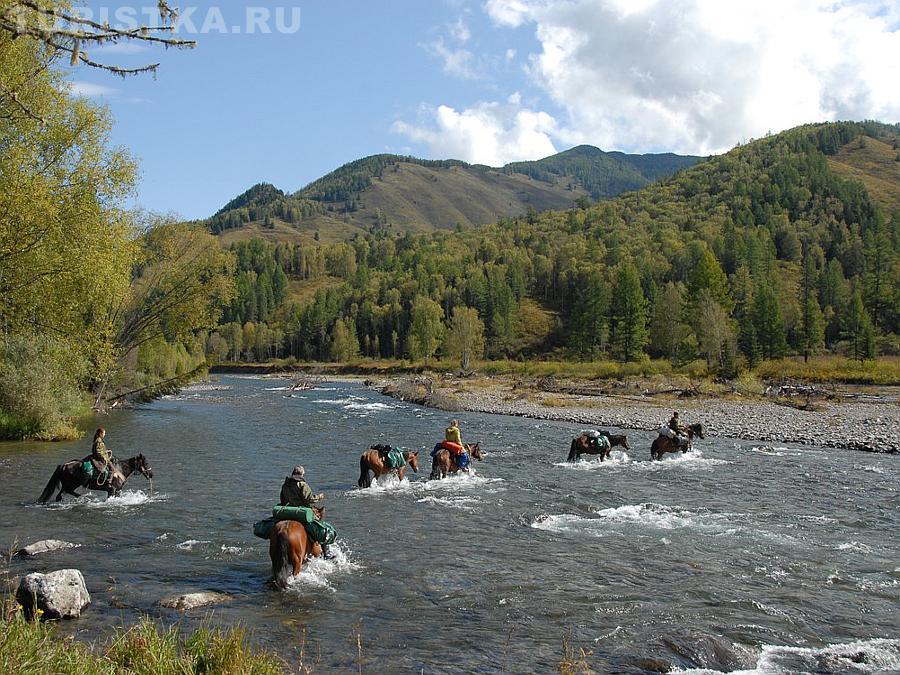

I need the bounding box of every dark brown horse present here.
[430,442,485,480]
[38,454,154,503]
[650,422,705,460]
[357,448,420,488]
[269,505,325,588]
[567,432,630,462]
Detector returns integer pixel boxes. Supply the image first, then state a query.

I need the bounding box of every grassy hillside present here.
[828,135,900,216]
[204,146,702,244]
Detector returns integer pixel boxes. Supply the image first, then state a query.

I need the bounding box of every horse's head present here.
[689,423,705,439]
[135,453,153,479]
[404,450,419,473]
[312,505,326,520]
[468,442,485,460]
[618,435,630,451]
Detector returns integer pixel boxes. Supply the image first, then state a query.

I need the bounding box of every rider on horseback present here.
[279,466,324,508]
[87,428,112,484]
[442,419,470,471]
[667,412,688,449]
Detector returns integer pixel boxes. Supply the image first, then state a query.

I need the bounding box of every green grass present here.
[753,356,900,385]
[0,602,287,674]
[0,412,82,442]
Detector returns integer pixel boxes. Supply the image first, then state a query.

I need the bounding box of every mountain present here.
[205,146,703,244]
[209,120,899,368]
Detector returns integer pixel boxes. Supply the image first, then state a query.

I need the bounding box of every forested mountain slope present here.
[203,121,899,370]
[205,146,702,243]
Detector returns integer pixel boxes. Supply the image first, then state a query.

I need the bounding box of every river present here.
[1,376,898,673]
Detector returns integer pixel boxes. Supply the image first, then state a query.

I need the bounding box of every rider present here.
[668,412,685,447]
[90,427,112,480]
[443,419,471,471]
[279,466,324,509]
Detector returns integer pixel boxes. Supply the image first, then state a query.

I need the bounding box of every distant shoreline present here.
[372,375,899,455]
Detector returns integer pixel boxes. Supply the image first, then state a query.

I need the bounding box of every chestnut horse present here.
[430,442,484,480]
[567,432,630,462]
[650,422,705,460]
[357,448,419,488]
[269,505,326,588]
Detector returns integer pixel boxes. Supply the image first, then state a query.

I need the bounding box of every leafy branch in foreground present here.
[0,1,195,78]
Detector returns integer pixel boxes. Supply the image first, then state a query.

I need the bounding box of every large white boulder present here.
[17,569,91,620]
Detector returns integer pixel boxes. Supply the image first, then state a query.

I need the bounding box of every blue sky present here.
[71,0,900,220]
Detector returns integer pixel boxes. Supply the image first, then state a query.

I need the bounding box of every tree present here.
[609,262,648,362]
[752,285,787,360]
[567,272,610,360]
[799,245,825,362]
[694,290,734,372]
[329,317,359,362]
[688,248,733,313]
[408,295,444,364]
[843,290,876,361]
[648,282,688,361]
[443,306,485,371]
[0,1,194,82]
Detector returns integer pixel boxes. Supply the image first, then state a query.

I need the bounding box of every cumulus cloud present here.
[393,96,558,165]
[427,37,478,79]
[482,0,900,154]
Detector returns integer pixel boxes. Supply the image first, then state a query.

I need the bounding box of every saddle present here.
[373,444,405,469]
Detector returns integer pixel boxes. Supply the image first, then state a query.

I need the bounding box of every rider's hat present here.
[289,465,305,480]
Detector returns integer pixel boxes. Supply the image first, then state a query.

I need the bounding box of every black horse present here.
[38,454,154,503]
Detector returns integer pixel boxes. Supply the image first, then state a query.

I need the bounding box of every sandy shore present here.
[374,376,899,454]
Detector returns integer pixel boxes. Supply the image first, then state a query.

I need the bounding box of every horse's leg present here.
[397,468,404,482]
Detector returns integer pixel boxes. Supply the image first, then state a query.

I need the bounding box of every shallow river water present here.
[1,376,898,673]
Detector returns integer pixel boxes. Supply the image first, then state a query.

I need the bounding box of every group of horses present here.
[566,422,706,462]
[36,422,704,588]
[269,441,486,585]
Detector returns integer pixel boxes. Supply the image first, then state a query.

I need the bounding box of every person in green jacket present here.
[90,427,112,478]
[279,466,324,508]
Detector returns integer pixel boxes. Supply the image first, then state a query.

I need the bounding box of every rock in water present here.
[15,539,79,557]
[17,569,91,620]
[158,591,232,611]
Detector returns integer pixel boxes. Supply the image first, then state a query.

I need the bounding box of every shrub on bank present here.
[0,604,286,674]
[0,333,88,441]
[753,356,900,384]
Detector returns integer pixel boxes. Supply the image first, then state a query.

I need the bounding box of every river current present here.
[1,376,898,673]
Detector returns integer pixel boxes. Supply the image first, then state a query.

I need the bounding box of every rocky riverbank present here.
[375,376,899,454]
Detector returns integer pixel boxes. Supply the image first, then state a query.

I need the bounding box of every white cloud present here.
[69,82,116,98]
[427,37,478,79]
[393,96,558,165]
[481,0,900,154]
[450,18,472,43]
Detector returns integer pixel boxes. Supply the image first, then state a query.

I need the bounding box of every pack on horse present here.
[38,454,154,503]
[430,442,484,480]
[357,447,419,488]
[650,422,705,460]
[269,505,326,588]
[567,432,630,462]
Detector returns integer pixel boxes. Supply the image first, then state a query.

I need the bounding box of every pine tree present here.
[799,245,825,362]
[752,285,787,360]
[843,290,876,361]
[688,248,733,313]
[609,262,649,362]
[568,273,610,360]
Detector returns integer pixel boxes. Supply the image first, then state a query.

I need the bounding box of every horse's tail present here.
[38,465,64,503]
[271,525,293,589]
[567,438,579,462]
[357,454,369,488]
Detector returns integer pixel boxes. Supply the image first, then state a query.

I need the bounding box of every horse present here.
[357,448,419,488]
[430,442,485,480]
[650,422,705,460]
[269,505,326,589]
[38,454,154,503]
[567,432,630,462]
